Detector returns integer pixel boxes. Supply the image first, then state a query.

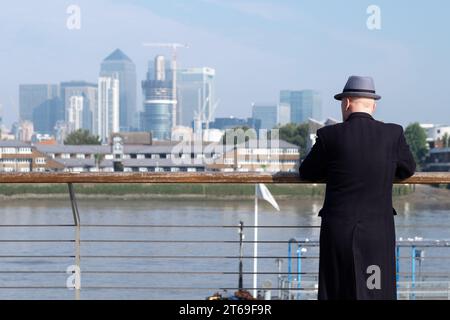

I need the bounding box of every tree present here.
[404,123,428,169]
[94,153,105,170]
[277,123,309,156]
[442,132,449,148]
[64,129,101,145]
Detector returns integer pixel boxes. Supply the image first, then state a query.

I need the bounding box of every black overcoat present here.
[299,112,416,300]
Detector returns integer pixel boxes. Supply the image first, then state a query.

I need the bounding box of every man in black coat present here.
[299,76,416,300]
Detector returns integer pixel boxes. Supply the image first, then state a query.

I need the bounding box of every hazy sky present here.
[1,0,449,127]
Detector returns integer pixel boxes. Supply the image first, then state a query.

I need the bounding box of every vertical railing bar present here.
[296,246,301,300]
[238,221,244,291]
[68,183,81,300]
[68,183,80,226]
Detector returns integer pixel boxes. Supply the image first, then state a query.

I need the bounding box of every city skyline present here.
[12,48,325,140]
[1,1,449,128]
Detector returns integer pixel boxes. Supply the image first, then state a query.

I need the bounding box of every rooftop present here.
[103,49,133,62]
[0,141,31,148]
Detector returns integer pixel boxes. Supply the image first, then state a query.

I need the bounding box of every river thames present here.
[0,186,449,299]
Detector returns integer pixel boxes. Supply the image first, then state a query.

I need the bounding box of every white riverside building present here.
[29,139,299,173]
[35,143,212,173]
[96,75,120,143]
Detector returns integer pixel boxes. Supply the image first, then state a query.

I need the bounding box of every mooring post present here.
[68,183,81,300]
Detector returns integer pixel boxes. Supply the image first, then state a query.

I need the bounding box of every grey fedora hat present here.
[334,75,381,100]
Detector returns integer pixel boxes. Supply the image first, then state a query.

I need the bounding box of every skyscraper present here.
[60,81,97,133]
[100,49,137,131]
[32,97,64,134]
[252,103,278,130]
[19,84,59,121]
[278,103,291,126]
[96,75,120,143]
[141,56,175,140]
[177,67,216,129]
[280,90,322,124]
[67,96,84,132]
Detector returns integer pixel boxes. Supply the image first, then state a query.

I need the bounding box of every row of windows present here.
[51,153,219,160]
[238,160,298,165]
[0,147,32,154]
[0,159,31,164]
[0,167,30,172]
[63,167,204,173]
[124,167,203,173]
[238,148,299,155]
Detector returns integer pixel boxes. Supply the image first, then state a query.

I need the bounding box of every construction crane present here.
[193,86,220,140]
[142,43,189,128]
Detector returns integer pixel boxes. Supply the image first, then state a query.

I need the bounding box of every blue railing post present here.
[288,241,292,283]
[296,246,302,300]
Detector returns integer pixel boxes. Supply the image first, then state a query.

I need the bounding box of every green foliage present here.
[277,123,309,156]
[64,129,101,145]
[0,183,415,198]
[442,132,449,148]
[404,123,428,169]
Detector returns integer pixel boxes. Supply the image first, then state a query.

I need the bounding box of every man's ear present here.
[373,103,377,113]
[345,98,351,111]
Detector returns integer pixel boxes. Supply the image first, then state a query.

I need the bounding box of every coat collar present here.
[345,112,374,122]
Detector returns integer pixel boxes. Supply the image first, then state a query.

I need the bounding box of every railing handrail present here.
[0,172,448,184]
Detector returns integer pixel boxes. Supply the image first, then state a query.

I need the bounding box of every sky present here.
[0,0,449,127]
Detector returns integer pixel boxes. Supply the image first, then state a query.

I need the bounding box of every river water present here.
[0,196,449,299]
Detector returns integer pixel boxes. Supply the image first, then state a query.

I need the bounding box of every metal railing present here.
[284,238,450,300]
[0,172,449,300]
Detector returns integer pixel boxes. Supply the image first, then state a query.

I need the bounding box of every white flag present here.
[256,183,280,211]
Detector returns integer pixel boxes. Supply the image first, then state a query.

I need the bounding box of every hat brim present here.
[334,92,381,101]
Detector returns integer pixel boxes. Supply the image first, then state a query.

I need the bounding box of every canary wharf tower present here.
[141,55,175,140]
[100,49,137,131]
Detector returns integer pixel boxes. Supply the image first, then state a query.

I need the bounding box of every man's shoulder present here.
[317,123,339,133]
[316,123,342,136]
[317,120,403,136]
[378,121,403,133]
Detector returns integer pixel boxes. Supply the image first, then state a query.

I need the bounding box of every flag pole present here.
[253,184,258,298]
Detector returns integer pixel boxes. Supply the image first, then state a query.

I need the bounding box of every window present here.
[18,148,32,154]
[1,148,16,154]
[35,157,46,164]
